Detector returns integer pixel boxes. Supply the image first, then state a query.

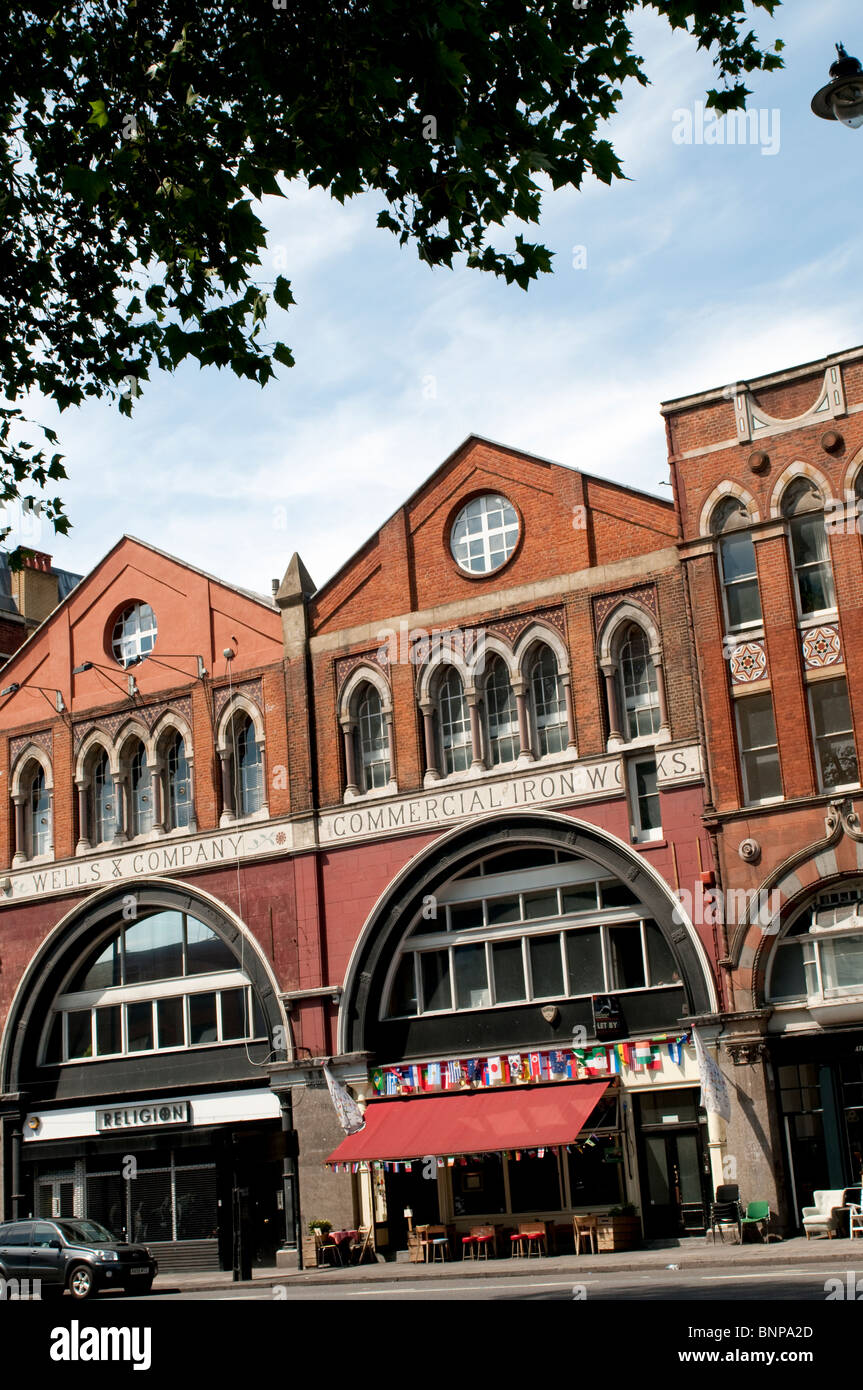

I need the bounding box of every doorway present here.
[37,1175,75,1219]
[636,1090,710,1237]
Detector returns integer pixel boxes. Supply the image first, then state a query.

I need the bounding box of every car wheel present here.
[127,1278,153,1296]
[68,1265,96,1300]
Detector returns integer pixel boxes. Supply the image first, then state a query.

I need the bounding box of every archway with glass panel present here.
[767,881,863,1008]
[42,906,268,1065]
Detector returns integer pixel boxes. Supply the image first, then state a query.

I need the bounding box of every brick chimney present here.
[11,550,60,626]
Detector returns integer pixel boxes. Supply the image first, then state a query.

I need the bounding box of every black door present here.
[384,1168,441,1251]
[640,1129,709,1237]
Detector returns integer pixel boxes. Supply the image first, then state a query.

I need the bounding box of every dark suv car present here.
[0,1218,157,1299]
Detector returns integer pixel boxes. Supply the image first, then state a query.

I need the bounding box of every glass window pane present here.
[564,928,604,994]
[95,1005,122,1056]
[720,531,757,583]
[71,936,123,992]
[770,944,807,1000]
[743,747,783,802]
[449,902,484,931]
[185,918,235,975]
[645,921,678,986]
[421,951,451,1012]
[608,925,646,990]
[453,943,490,1009]
[188,992,218,1045]
[797,564,835,615]
[126,1000,154,1052]
[725,577,762,628]
[791,514,827,567]
[124,911,184,984]
[562,884,598,914]
[738,694,778,750]
[492,940,526,1002]
[821,936,863,994]
[600,882,639,909]
[529,935,564,997]
[156,996,185,1048]
[389,955,418,1016]
[220,988,248,1040]
[67,1010,93,1059]
[811,679,852,738]
[486,896,521,926]
[523,891,559,920]
[634,759,661,833]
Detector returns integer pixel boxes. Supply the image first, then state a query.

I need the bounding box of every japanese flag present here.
[487,1056,503,1085]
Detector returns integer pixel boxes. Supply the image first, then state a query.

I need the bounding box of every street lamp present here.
[811,43,863,128]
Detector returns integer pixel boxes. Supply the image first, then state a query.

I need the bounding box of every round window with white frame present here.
[450,495,520,575]
[111,602,158,667]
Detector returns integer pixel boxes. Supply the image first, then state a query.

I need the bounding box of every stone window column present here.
[563,675,577,749]
[601,661,623,743]
[652,652,671,734]
[420,701,439,779]
[219,747,235,822]
[149,759,164,832]
[341,716,360,796]
[467,691,485,769]
[113,773,127,844]
[385,711,397,785]
[513,678,533,759]
[186,757,198,833]
[12,794,26,868]
[76,780,91,854]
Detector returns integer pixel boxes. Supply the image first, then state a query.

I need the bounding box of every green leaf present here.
[272,275,295,311]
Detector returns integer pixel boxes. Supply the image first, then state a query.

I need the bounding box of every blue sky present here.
[8,0,863,596]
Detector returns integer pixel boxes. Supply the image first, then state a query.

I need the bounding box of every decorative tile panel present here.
[212,678,263,722]
[802,625,842,669]
[593,585,659,632]
[9,728,53,767]
[74,696,194,751]
[335,649,390,689]
[729,639,767,685]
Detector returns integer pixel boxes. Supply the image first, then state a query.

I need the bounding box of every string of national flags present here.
[327,1139,606,1174]
[369,1033,689,1097]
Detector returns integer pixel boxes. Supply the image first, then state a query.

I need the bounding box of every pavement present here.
[150,1234,863,1296]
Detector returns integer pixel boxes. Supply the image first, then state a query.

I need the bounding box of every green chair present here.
[740,1201,771,1242]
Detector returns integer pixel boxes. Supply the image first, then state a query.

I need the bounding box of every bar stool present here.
[523,1223,547,1258]
[510,1230,527,1257]
[430,1237,450,1262]
[461,1233,477,1260]
[473,1228,495,1260]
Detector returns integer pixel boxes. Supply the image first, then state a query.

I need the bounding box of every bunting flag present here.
[426,1061,441,1089]
[549,1050,567,1079]
[385,1069,400,1095]
[487,1056,503,1085]
[508,1052,523,1082]
[370,1068,384,1094]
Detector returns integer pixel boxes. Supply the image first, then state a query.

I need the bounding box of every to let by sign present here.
[592,994,625,1040]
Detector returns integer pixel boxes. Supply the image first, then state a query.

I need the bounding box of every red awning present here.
[325,1081,610,1164]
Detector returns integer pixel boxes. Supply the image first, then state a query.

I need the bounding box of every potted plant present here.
[304,1218,333,1266]
[595,1204,642,1252]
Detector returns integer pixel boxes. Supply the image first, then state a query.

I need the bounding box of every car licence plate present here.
[131,1266,149,1275]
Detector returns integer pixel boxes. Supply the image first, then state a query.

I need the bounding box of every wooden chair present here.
[573,1213,599,1255]
[350,1225,375,1264]
[313,1227,341,1267]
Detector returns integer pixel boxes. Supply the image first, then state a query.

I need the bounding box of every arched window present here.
[92,750,118,844]
[233,715,263,817]
[711,496,762,631]
[24,763,52,858]
[438,669,472,774]
[617,624,660,741]
[128,742,154,837]
[355,684,390,790]
[48,908,267,1063]
[768,884,863,1005]
[782,478,836,617]
[166,732,193,830]
[484,657,518,766]
[528,647,568,756]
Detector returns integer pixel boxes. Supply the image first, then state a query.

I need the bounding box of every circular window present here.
[450,494,520,575]
[111,603,157,667]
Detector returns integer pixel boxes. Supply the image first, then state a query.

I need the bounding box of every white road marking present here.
[346,1279,576,1295]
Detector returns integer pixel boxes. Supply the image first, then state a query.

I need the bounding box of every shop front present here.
[0,880,292,1272]
[765,879,863,1223]
[324,811,718,1250]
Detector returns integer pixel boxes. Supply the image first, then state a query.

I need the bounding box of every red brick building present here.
[275,437,720,1252]
[0,536,302,1274]
[0,441,723,1267]
[664,344,863,1229]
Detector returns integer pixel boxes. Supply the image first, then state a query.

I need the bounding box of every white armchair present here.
[801,1189,847,1239]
